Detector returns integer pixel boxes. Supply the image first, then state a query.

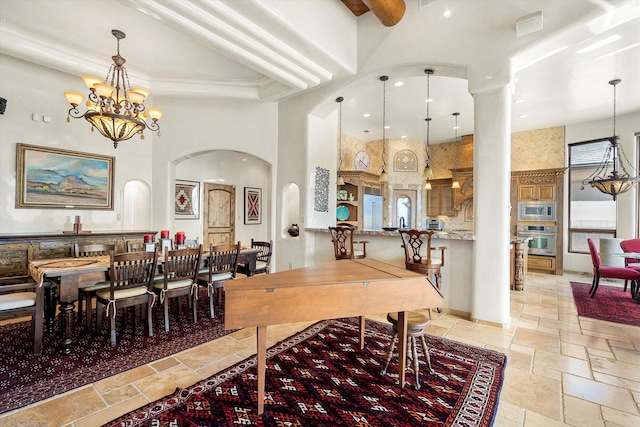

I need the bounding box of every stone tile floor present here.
[1,271,639,426]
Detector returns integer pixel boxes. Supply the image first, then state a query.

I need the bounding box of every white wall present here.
[0,55,153,233]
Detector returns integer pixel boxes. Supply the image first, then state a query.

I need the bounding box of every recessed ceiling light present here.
[394,81,404,87]
[363,113,370,118]
[518,114,528,118]
[401,135,407,138]
[453,125,460,129]
[514,99,524,104]
[384,125,390,129]
[425,98,433,103]
[485,75,493,80]
[443,9,451,18]
[577,35,622,54]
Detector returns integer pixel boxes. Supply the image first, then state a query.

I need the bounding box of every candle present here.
[161,230,170,239]
[176,232,185,244]
[144,234,154,243]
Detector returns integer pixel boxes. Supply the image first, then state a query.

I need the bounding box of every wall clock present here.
[354,150,370,171]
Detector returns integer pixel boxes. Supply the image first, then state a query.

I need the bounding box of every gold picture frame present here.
[16,143,115,210]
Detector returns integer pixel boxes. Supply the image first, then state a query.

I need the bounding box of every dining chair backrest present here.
[106,250,158,298]
[329,225,357,260]
[0,276,44,355]
[208,242,241,280]
[126,240,147,253]
[587,238,601,270]
[160,245,202,289]
[400,229,434,266]
[74,243,115,258]
[251,239,272,272]
[620,238,640,266]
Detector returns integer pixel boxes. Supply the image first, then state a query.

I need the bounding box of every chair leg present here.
[419,335,434,375]
[164,299,170,332]
[192,292,198,323]
[33,313,43,356]
[110,310,117,347]
[410,336,421,390]
[624,280,628,292]
[86,294,93,334]
[209,290,215,318]
[147,299,154,337]
[380,333,397,375]
[77,292,84,325]
[590,272,601,298]
[96,302,103,335]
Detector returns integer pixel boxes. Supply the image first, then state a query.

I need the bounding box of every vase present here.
[287,224,300,237]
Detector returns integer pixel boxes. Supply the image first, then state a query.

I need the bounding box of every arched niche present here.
[123,179,151,230]
[283,182,300,237]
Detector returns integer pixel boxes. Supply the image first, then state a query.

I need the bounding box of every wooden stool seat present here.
[381,311,434,390]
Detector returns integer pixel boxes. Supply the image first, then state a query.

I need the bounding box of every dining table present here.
[28,246,262,355]
[225,258,443,415]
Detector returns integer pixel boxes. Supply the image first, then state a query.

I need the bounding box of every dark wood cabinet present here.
[0,230,156,277]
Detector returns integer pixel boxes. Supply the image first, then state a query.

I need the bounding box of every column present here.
[470,76,512,327]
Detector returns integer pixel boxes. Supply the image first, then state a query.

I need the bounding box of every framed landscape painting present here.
[244,187,262,224]
[175,179,200,219]
[16,143,114,209]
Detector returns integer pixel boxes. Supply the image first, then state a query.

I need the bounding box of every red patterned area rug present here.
[571,282,640,326]
[0,290,232,415]
[106,318,507,427]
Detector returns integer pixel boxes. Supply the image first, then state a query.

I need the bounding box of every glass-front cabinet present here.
[337,171,382,230]
[426,178,455,216]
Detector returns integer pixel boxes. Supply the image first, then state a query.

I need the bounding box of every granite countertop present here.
[305,227,475,241]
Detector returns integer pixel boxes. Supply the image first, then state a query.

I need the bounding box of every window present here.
[568,139,617,253]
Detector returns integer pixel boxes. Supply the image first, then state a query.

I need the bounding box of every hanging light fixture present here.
[451,112,461,189]
[423,69,434,190]
[379,75,389,182]
[64,29,163,149]
[336,96,345,186]
[582,79,639,200]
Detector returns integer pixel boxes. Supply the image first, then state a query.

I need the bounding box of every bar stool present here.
[380,311,434,390]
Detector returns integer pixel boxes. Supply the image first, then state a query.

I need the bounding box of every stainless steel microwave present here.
[517,201,556,222]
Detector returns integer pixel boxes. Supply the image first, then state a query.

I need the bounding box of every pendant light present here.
[336,96,345,186]
[379,75,389,182]
[451,112,461,189]
[582,79,639,200]
[423,69,434,190]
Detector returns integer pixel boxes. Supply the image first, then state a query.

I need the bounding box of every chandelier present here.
[451,112,461,189]
[423,69,434,190]
[583,79,638,200]
[336,96,345,186]
[64,29,163,148]
[379,75,389,182]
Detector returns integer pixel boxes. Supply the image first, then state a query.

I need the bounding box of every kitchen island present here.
[306,228,530,319]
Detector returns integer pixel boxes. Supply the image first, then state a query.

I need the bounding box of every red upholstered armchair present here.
[587,238,640,299]
[620,238,640,293]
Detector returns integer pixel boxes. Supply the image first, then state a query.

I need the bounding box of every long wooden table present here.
[224,258,443,415]
[27,248,261,354]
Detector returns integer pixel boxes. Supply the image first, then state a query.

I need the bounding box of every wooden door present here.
[203,184,235,247]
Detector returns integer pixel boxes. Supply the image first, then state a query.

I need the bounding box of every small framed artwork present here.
[244,187,262,224]
[16,143,115,209]
[175,179,200,219]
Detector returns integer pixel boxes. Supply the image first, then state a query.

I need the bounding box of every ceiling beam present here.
[342,0,406,27]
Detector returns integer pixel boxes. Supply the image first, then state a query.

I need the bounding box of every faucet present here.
[399,216,406,229]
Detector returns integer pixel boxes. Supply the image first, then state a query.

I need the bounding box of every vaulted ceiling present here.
[0,0,638,143]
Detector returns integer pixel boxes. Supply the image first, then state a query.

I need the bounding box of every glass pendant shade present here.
[337,176,345,186]
[423,164,433,178]
[379,169,389,182]
[424,181,432,190]
[451,180,461,189]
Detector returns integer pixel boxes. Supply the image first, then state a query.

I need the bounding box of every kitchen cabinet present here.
[517,182,556,201]
[337,171,382,229]
[426,179,454,216]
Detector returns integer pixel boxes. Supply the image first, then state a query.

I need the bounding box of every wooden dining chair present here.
[399,229,446,289]
[237,239,272,275]
[95,250,158,346]
[153,245,202,331]
[197,242,240,317]
[329,225,367,260]
[587,238,640,298]
[0,276,44,355]
[74,243,115,332]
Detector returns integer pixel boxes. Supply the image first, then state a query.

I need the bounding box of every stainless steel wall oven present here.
[517,225,557,256]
